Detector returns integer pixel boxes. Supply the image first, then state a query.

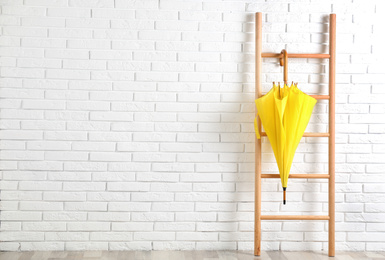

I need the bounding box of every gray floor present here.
[1,251,385,260]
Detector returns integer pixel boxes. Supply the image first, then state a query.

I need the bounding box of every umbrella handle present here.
[280,49,288,84]
[283,187,286,205]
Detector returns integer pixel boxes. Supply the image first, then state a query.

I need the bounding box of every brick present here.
[112,40,153,50]
[67,39,110,50]
[136,172,178,182]
[67,122,110,131]
[131,192,173,202]
[347,154,385,163]
[177,133,219,142]
[117,142,158,152]
[181,172,221,182]
[133,153,175,162]
[133,133,176,142]
[136,72,178,82]
[63,182,105,191]
[352,75,385,84]
[108,162,150,172]
[91,71,134,81]
[90,152,131,162]
[90,50,132,60]
[63,60,106,70]
[49,28,93,38]
[0,232,44,241]
[178,52,219,62]
[47,7,91,17]
[21,17,65,27]
[111,103,154,112]
[67,222,110,231]
[180,10,221,21]
[152,62,194,72]
[365,203,385,212]
[134,112,176,122]
[67,101,110,111]
[65,202,107,211]
[107,182,150,192]
[107,61,150,71]
[24,0,67,6]
[152,163,193,172]
[1,67,44,78]
[109,202,150,212]
[87,189,131,201]
[2,6,45,16]
[90,112,133,122]
[156,42,198,51]
[45,49,89,59]
[177,153,217,163]
[156,103,197,113]
[199,123,240,132]
[66,18,110,28]
[19,162,63,171]
[68,0,113,7]
[20,202,63,211]
[136,9,178,20]
[43,192,86,201]
[45,151,88,161]
[218,212,253,221]
[90,232,132,241]
[131,212,174,222]
[0,150,44,161]
[88,212,130,221]
[193,183,234,192]
[176,213,216,222]
[348,232,385,242]
[44,131,88,141]
[203,143,243,152]
[16,58,60,70]
[151,183,192,192]
[23,100,66,110]
[112,222,153,232]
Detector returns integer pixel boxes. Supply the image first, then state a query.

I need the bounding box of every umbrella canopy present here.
[254,83,317,204]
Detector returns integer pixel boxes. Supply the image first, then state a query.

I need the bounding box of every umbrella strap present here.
[254,115,261,139]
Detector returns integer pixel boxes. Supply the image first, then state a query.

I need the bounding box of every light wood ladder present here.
[254,12,336,257]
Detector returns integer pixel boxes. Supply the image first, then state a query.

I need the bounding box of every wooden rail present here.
[260,94,330,100]
[261,174,330,179]
[259,132,329,137]
[261,215,330,220]
[254,12,263,257]
[262,53,330,59]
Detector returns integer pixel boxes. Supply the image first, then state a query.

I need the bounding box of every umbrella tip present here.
[283,187,286,205]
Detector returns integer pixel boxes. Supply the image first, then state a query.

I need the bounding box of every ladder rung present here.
[261,53,330,59]
[260,132,329,137]
[261,215,330,220]
[259,94,329,100]
[261,174,330,179]
[311,95,330,100]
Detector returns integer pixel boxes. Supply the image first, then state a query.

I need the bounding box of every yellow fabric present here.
[254,83,317,189]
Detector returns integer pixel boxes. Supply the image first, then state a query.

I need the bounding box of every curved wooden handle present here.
[280,49,288,84]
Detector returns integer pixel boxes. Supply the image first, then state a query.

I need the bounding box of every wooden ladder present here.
[254,12,336,257]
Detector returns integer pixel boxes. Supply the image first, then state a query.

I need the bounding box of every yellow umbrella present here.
[254,83,317,204]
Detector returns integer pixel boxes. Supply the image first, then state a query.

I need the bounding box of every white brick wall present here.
[0,0,384,252]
